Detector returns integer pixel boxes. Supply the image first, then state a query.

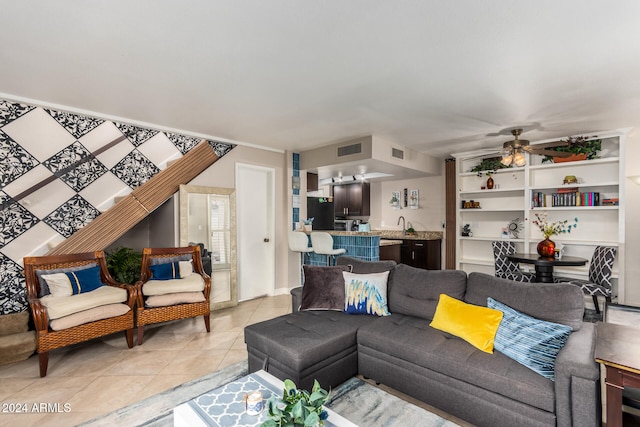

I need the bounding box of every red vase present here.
[487,176,494,189]
[537,238,556,258]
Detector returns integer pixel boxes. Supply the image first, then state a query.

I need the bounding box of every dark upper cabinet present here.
[400,239,441,270]
[307,172,318,192]
[333,182,370,216]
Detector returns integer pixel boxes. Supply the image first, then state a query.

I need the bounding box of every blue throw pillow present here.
[149,262,181,281]
[64,265,104,295]
[487,297,572,381]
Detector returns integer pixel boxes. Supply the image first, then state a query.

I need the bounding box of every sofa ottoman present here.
[244,310,374,391]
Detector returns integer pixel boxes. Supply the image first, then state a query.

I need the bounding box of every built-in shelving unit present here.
[452,129,627,303]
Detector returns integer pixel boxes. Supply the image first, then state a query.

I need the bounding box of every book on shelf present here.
[602,198,619,206]
[531,190,601,207]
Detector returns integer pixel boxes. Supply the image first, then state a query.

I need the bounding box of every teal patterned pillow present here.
[487,297,572,381]
[343,271,390,316]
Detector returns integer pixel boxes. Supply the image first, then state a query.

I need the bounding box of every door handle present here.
[263,238,270,242]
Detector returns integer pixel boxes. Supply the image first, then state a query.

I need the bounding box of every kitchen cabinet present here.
[379,241,402,263]
[400,239,441,270]
[333,182,370,216]
[307,172,318,192]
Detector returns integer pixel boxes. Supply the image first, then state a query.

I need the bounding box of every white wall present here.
[370,169,446,234]
[624,131,640,305]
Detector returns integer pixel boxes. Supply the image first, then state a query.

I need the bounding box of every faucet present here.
[397,216,405,235]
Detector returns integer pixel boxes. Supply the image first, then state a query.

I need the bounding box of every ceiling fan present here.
[500,128,570,166]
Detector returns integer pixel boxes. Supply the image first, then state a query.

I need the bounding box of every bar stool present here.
[310,232,346,266]
[288,231,313,284]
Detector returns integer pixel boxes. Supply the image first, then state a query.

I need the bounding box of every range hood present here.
[300,135,440,184]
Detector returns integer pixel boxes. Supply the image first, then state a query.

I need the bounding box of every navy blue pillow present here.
[149,262,181,281]
[64,266,104,295]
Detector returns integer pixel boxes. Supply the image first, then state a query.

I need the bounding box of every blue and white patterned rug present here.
[78,360,461,427]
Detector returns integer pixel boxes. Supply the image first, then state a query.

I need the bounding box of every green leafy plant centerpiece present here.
[531,212,578,239]
[261,379,330,427]
[542,135,602,163]
[105,246,142,284]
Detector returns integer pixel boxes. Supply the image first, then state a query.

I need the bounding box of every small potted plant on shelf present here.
[261,379,330,427]
[542,135,602,163]
[470,157,511,176]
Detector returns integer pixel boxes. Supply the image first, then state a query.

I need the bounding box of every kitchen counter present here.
[299,230,442,266]
[309,230,443,241]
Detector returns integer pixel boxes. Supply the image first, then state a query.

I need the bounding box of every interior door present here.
[236,163,275,301]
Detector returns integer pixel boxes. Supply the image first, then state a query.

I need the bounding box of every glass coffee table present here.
[174,370,357,427]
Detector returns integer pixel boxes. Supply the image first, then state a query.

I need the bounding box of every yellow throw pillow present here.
[429,294,503,353]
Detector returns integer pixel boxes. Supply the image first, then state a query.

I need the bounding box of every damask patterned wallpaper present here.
[0,99,235,315]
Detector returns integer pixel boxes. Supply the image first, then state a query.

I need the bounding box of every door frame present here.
[235,163,276,300]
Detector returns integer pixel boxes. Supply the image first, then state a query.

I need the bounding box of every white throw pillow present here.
[179,260,194,277]
[40,273,73,297]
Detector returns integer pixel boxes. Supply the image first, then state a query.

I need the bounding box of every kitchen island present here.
[302,230,442,267]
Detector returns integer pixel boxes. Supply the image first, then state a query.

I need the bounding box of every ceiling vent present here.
[337,143,362,157]
[392,147,404,160]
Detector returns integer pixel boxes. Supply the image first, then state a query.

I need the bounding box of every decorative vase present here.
[486,176,494,190]
[537,238,556,258]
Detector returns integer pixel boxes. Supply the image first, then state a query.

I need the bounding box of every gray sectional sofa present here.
[244,257,600,427]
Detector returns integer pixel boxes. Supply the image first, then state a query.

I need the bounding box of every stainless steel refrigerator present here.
[306,197,334,230]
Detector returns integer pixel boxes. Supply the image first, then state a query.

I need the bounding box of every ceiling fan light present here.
[500,154,513,166]
[514,151,526,167]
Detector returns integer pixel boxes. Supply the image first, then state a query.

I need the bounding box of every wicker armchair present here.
[24,251,136,377]
[134,246,211,345]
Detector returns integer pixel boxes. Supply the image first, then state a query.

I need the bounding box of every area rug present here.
[79,360,460,427]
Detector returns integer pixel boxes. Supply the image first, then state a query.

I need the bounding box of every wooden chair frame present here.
[134,246,211,345]
[23,251,136,377]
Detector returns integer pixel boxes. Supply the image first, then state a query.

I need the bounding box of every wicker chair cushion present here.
[142,274,205,296]
[40,286,128,320]
[145,291,205,307]
[35,263,98,297]
[49,303,131,331]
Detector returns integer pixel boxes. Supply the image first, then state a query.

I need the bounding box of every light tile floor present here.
[0,294,292,427]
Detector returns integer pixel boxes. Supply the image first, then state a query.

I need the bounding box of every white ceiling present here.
[2,1,640,159]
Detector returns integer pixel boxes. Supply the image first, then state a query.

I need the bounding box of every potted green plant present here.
[542,135,602,163]
[470,157,511,176]
[262,379,330,427]
[105,246,142,284]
